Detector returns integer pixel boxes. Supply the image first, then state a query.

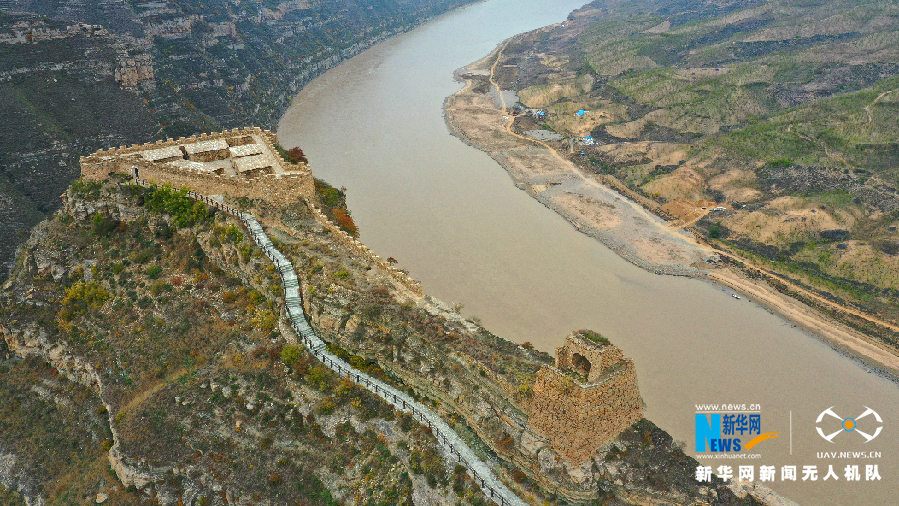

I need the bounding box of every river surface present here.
[277,1,898,503]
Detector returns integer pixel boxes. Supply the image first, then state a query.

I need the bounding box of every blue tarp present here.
[576,109,586,116]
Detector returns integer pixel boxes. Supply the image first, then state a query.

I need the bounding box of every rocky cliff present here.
[0,174,773,504]
[0,0,477,282]
[0,178,492,505]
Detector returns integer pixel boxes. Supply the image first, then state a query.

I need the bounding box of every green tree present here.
[281,345,302,367]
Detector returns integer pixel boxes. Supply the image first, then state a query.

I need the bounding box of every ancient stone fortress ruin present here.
[80,128,424,297]
[79,127,315,206]
[528,331,644,464]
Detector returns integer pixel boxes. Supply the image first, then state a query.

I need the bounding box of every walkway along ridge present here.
[130,175,528,506]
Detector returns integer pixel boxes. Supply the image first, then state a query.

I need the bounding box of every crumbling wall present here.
[555,334,623,383]
[78,127,422,295]
[79,127,315,205]
[528,334,643,464]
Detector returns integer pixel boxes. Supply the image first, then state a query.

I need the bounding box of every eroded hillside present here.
[475,0,899,335]
[0,173,767,504]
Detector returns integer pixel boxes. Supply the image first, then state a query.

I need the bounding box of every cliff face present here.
[0,0,477,282]
[0,179,493,505]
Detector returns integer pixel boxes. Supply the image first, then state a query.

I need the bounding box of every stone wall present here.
[79,127,315,206]
[79,127,422,296]
[528,333,643,464]
[305,202,424,296]
[555,333,623,383]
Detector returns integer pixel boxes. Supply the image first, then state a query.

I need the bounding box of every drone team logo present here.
[816,406,883,443]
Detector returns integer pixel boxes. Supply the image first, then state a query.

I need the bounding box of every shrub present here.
[335,378,355,399]
[766,158,793,168]
[149,280,167,296]
[708,221,728,239]
[273,143,292,163]
[238,242,253,262]
[143,185,211,228]
[91,213,118,237]
[267,344,283,361]
[217,224,243,244]
[314,179,341,209]
[305,364,332,393]
[71,178,102,198]
[58,282,111,321]
[517,383,533,398]
[252,310,278,334]
[875,240,899,256]
[316,397,336,415]
[581,329,610,345]
[510,468,528,484]
[145,265,163,279]
[331,208,358,237]
[495,435,514,453]
[287,146,308,164]
[248,290,265,305]
[130,248,155,264]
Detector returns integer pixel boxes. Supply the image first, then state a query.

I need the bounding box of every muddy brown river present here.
[278,1,898,503]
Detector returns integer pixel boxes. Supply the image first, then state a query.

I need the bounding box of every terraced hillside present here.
[493,0,899,330]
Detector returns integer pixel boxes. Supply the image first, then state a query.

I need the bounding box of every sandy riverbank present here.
[443,44,899,380]
[444,59,717,277]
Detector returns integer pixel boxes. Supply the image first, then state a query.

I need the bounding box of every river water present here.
[277,1,898,503]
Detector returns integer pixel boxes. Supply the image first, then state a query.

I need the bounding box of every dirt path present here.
[490,41,572,169]
[865,90,893,123]
[709,269,899,376]
[744,265,899,333]
[120,367,190,415]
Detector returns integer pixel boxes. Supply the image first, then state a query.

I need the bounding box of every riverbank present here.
[444,48,716,278]
[443,40,899,380]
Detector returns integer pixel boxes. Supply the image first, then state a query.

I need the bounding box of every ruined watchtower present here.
[528,331,643,463]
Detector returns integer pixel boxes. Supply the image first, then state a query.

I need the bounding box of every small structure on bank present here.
[528,331,644,463]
